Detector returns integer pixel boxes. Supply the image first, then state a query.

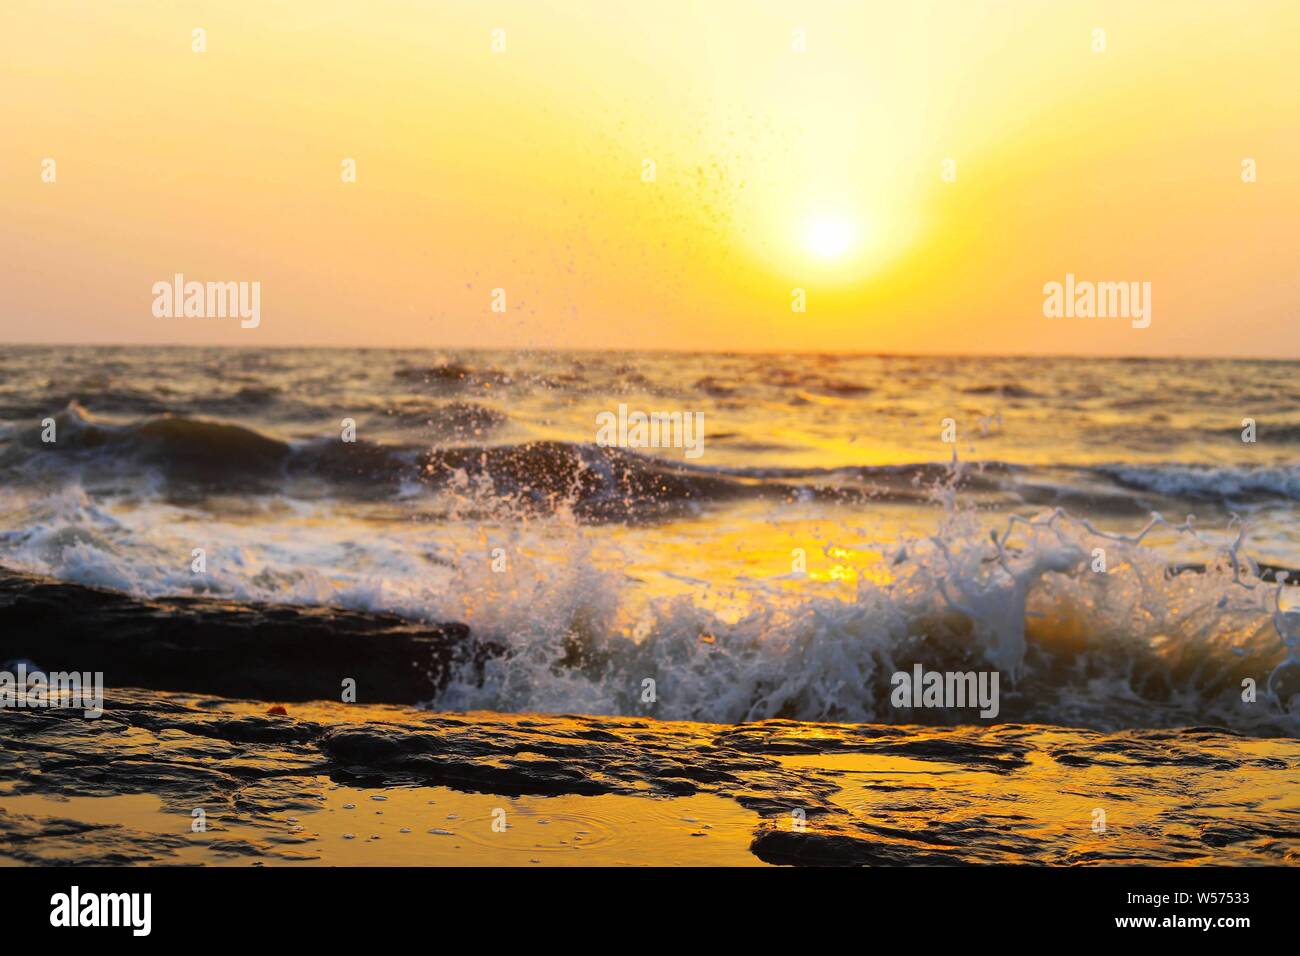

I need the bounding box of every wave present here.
[0,404,998,514]
[5,405,1300,516]
[0,402,293,486]
[3,488,1295,733]
[0,403,485,496]
[425,509,1300,734]
[1092,463,1300,502]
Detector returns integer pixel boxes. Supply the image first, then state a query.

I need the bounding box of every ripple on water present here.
[297,782,763,866]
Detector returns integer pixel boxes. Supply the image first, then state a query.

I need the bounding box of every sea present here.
[1,346,1297,734]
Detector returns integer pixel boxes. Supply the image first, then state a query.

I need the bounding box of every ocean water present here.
[1,346,1298,733]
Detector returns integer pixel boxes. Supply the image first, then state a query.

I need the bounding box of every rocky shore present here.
[2,686,1296,866]
[0,568,498,703]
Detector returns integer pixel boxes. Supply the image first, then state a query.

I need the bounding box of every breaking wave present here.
[2,478,1296,734]
[428,508,1300,734]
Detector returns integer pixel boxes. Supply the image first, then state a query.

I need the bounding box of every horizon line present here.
[2,340,1298,364]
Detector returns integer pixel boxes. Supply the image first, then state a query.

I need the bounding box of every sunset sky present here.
[1,0,1297,356]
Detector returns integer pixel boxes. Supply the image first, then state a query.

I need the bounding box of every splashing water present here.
[0,348,1297,734]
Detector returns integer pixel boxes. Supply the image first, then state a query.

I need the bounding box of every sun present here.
[804,215,859,259]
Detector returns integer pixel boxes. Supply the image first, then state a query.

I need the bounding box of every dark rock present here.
[0,567,495,703]
[750,824,968,866]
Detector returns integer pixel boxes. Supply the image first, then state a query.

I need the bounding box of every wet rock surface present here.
[1,688,1296,866]
[0,569,496,703]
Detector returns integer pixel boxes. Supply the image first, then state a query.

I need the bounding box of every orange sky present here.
[1,0,1297,356]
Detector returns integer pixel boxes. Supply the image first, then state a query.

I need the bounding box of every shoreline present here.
[2,686,1296,867]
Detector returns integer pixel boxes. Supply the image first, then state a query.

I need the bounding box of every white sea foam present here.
[1095,463,1300,501]
[1,482,1294,733]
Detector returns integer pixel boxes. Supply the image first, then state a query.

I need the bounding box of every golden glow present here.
[804,215,859,260]
[0,0,1297,356]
